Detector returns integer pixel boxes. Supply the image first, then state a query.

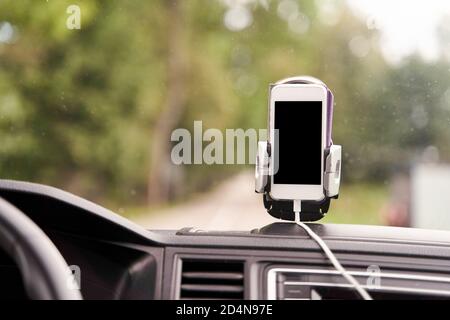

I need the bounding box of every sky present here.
[347,0,450,64]
[222,0,450,64]
[2,0,449,65]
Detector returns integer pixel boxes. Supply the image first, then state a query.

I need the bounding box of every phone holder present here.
[255,76,342,222]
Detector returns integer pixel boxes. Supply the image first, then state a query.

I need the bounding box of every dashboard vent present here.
[179,260,244,299]
[267,267,450,300]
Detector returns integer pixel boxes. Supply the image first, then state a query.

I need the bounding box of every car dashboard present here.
[1,180,450,300]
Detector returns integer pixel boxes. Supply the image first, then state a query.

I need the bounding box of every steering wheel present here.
[0,197,82,300]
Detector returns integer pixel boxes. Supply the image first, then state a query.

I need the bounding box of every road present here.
[133,171,278,231]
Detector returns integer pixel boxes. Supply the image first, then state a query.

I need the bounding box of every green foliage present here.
[0,0,449,204]
[322,183,387,225]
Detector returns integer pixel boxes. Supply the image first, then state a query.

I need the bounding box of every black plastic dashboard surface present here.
[1,179,450,253]
[1,179,450,300]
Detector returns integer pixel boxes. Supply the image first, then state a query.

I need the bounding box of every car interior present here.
[1,0,450,302]
[1,179,450,300]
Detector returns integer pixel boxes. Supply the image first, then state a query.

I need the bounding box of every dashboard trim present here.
[266,267,450,299]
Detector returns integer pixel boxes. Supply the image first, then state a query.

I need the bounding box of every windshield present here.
[1,0,450,231]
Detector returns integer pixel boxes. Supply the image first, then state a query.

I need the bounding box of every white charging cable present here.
[293,199,373,300]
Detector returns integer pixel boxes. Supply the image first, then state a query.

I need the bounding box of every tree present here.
[148,0,187,203]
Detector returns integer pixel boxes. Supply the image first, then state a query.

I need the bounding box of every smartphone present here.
[269,84,327,201]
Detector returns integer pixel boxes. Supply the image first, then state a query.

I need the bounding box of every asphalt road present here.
[134,171,278,231]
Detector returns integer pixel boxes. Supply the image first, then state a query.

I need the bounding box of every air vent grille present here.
[179,260,244,299]
[267,267,450,300]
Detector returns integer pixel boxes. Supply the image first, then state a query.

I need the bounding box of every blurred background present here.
[1,0,450,230]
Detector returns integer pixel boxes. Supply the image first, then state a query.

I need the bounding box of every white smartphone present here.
[269,84,327,201]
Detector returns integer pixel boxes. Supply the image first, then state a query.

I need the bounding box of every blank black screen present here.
[273,101,322,185]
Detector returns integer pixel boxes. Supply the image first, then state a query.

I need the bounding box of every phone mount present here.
[255,76,342,222]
